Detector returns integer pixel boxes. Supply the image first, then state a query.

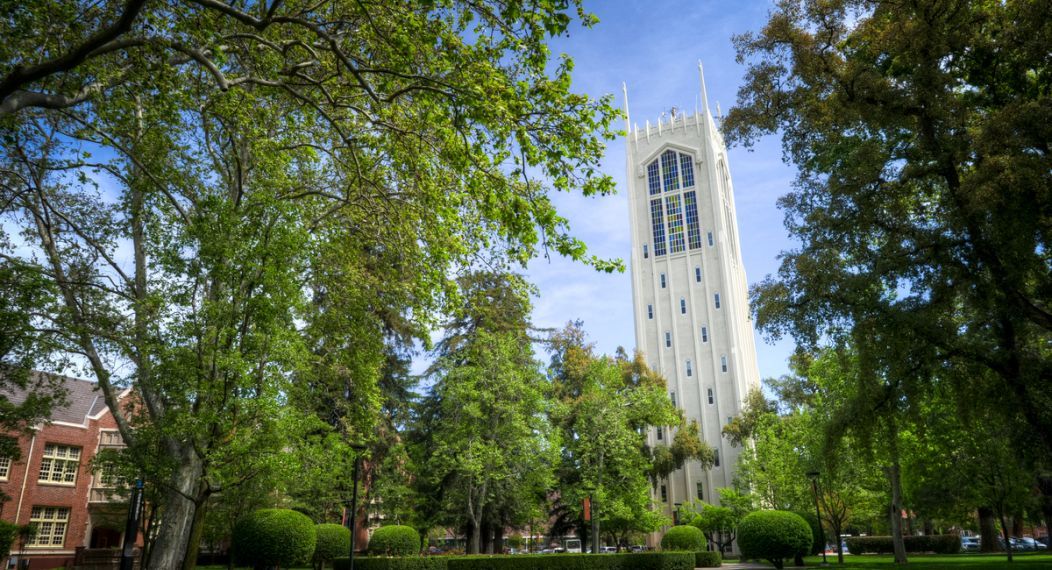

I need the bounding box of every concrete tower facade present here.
[624,66,761,521]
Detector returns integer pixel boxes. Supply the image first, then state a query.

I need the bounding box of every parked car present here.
[600,546,617,553]
[1014,537,1047,551]
[961,536,980,552]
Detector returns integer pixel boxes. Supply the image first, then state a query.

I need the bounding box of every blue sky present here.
[519,0,798,381]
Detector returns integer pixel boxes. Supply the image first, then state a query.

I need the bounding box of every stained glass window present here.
[650,199,666,256]
[684,191,702,249]
[661,150,680,192]
[680,154,695,187]
[665,194,685,253]
[647,162,661,195]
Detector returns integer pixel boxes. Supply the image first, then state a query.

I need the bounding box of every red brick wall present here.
[2,411,121,569]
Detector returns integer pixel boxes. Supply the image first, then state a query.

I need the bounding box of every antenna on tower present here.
[698,60,711,115]
[622,82,631,134]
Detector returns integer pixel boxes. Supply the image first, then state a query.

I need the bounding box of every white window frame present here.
[27,506,70,548]
[38,444,80,486]
[0,456,10,481]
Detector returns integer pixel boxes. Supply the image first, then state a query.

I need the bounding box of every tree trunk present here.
[886,462,908,564]
[481,519,492,554]
[998,512,1013,562]
[493,522,504,554]
[147,449,204,569]
[181,492,211,570]
[979,507,999,553]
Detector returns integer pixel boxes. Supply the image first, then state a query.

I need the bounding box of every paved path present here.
[719,563,771,569]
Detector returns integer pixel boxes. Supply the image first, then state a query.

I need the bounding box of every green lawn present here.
[796,553,1052,568]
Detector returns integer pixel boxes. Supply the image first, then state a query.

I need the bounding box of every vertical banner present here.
[583,497,591,522]
[120,479,145,570]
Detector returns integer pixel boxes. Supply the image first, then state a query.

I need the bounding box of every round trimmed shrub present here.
[232,508,317,567]
[660,525,706,551]
[367,525,420,556]
[737,511,812,570]
[315,523,352,568]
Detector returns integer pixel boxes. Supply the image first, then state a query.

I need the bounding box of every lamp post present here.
[349,444,367,570]
[673,503,682,526]
[806,471,829,566]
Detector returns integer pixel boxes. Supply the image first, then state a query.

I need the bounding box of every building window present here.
[665,194,686,253]
[0,457,9,481]
[660,273,667,288]
[721,355,728,373]
[714,450,720,467]
[684,191,702,249]
[680,298,687,314]
[686,360,693,377]
[670,391,677,407]
[660,484,668,503]
[701,326,709,343]
[647,304,654,319]
[680,154,695,187]
[664,332,672,348]
[714,293,721,309]
[727,416,733,425]
[28,507,70,547]
[648,162,661,195]
[657,427,664,441]
[650,199,667,256]
[695,266,702,283]
[38,444,80,485]
[661,150,680,192]
[707,388,714,405]
[707,231,714,247]
[643,244,649,259]
[696,482,704,501]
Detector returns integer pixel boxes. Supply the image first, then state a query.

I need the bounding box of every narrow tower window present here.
[651,199,667,256]
[660,273,667,288]
[660,484,668,502]
[695,266,702,283]
[643,244,649,259]
[707,231,714,247]
[714,450,720,467]
[680,298,687,314]
[665,332,672,348]
[721,355,728,373]
[696,482,704,501]
[707,388,714,405]
[657,427,664,441]
[686,360,693,377]
[701,326,709,343]
[714,293,721,309]
[670,391,677,406]
[647,304,653,319]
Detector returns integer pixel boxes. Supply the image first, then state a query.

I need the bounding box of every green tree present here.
[1,2,618,567]
[547,323,711,550]
[685,488,753,555]
[725,0,1052,504]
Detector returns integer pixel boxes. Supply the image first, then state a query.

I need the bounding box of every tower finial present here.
[622,82,631,134]
[698,60,710,115]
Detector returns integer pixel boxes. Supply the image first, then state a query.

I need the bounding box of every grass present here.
[795,552,1052,568]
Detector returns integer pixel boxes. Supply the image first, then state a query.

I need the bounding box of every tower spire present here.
[622,82,631,134]
[698,60,710,116]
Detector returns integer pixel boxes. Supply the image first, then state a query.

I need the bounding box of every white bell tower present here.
[624,64,762,527]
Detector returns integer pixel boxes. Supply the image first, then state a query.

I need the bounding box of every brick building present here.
[1,374,134,570]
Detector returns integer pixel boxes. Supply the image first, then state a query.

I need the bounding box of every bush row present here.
[694,551,721,568]
[334,552,696,570]
[844,535,960,555]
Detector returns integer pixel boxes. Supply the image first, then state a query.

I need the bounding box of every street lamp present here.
[349,444,367,570]
[806,471,829,566]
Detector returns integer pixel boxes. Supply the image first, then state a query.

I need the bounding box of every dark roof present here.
[1,371,112,426]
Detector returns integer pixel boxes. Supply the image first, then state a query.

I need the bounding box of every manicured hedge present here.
[368,525,421,556]
[694,550,722,567]
[737,511,812,570]
[844,535,961,555]
[335,553,694,570]
[660,526,705,552]
[316,523,352,567]
[231,508,317,568]
[335,557,449,570]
